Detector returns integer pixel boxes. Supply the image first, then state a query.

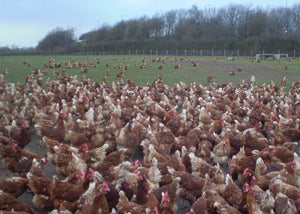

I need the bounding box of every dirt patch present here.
[166,59,299,86]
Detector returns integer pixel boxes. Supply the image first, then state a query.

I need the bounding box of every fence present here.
[0,49,299,57]
[73,49,299,57]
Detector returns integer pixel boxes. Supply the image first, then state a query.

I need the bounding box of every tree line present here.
[2,4,300,55]
[76,3,300,53]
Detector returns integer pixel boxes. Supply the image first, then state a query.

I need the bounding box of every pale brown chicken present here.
[269,177,298,214]
[34,111,66,142]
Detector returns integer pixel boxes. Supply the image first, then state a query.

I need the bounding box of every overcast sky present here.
[0,0,297,48]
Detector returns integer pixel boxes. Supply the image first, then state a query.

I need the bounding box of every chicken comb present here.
[134,160,140,167]
[271,114,275,120]
[269,145,276,155]
[82,143,88,151]
[171,109,176,116]
[61,111,67,118]
[88,168,95,176]
[162,191,170,204]
[80,170,85,179]
[23,121,29,128]
[102,182,110,192]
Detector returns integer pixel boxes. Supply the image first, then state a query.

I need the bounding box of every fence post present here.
[224,49,226,57]
[176,49,178,55]
[278,49,280,54]
[166,50,168,56]
[155,49,158,56]
[185,49,187,56]
[294,49,296,58]
[136,49,138,55]
[237,49,239,57]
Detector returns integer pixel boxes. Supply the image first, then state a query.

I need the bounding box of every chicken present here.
[28,158,48,178]
[187,196,208,214]
[92,150,125,182]
[119,181,134,201]
[50,173,91,211]
[242,182,275,213]
[212,138,232,165]
[77,179,98,211]
[244,165,296,191]
[116,120,147,157]
[174,63,180,69]
[31,194,54,211]
[153,177,181,212]
[274,144,295,163]
[134,157,162,187]
[103,183,120,212]
[52,144,86,177]
[83,143,109,167]
[0,177,28,198]
[216,174,243,207]
[269,178,298,214]
[229,147,265,182]
[141,140,171,163]
[188,152,217,178]
[0,143,19,172]
[67,130,90,149]
[40,136,62,163]
[168,167,205,204]
[0,143,43,176]
[7,120,31,148]
[136,170,155,205]
[0,190,37,214]
[49,203,72,214]
[270,176,300,202]
[34,111,66,142]
[202,178,240,214]
[88,183,110,214]
[27,170,52,196]
[157,191,174,214]
[116,190,159,214]
[294,153,300,189]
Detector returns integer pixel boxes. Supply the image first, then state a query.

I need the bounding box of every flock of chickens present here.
[0,57,300,214]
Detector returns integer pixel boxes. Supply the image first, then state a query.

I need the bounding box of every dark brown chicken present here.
[0,177,28,198]
[0,190,37,214]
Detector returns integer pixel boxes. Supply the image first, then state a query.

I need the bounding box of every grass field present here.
[0,55,299,88]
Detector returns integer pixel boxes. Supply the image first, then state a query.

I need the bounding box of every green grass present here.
[0,55,299,88]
